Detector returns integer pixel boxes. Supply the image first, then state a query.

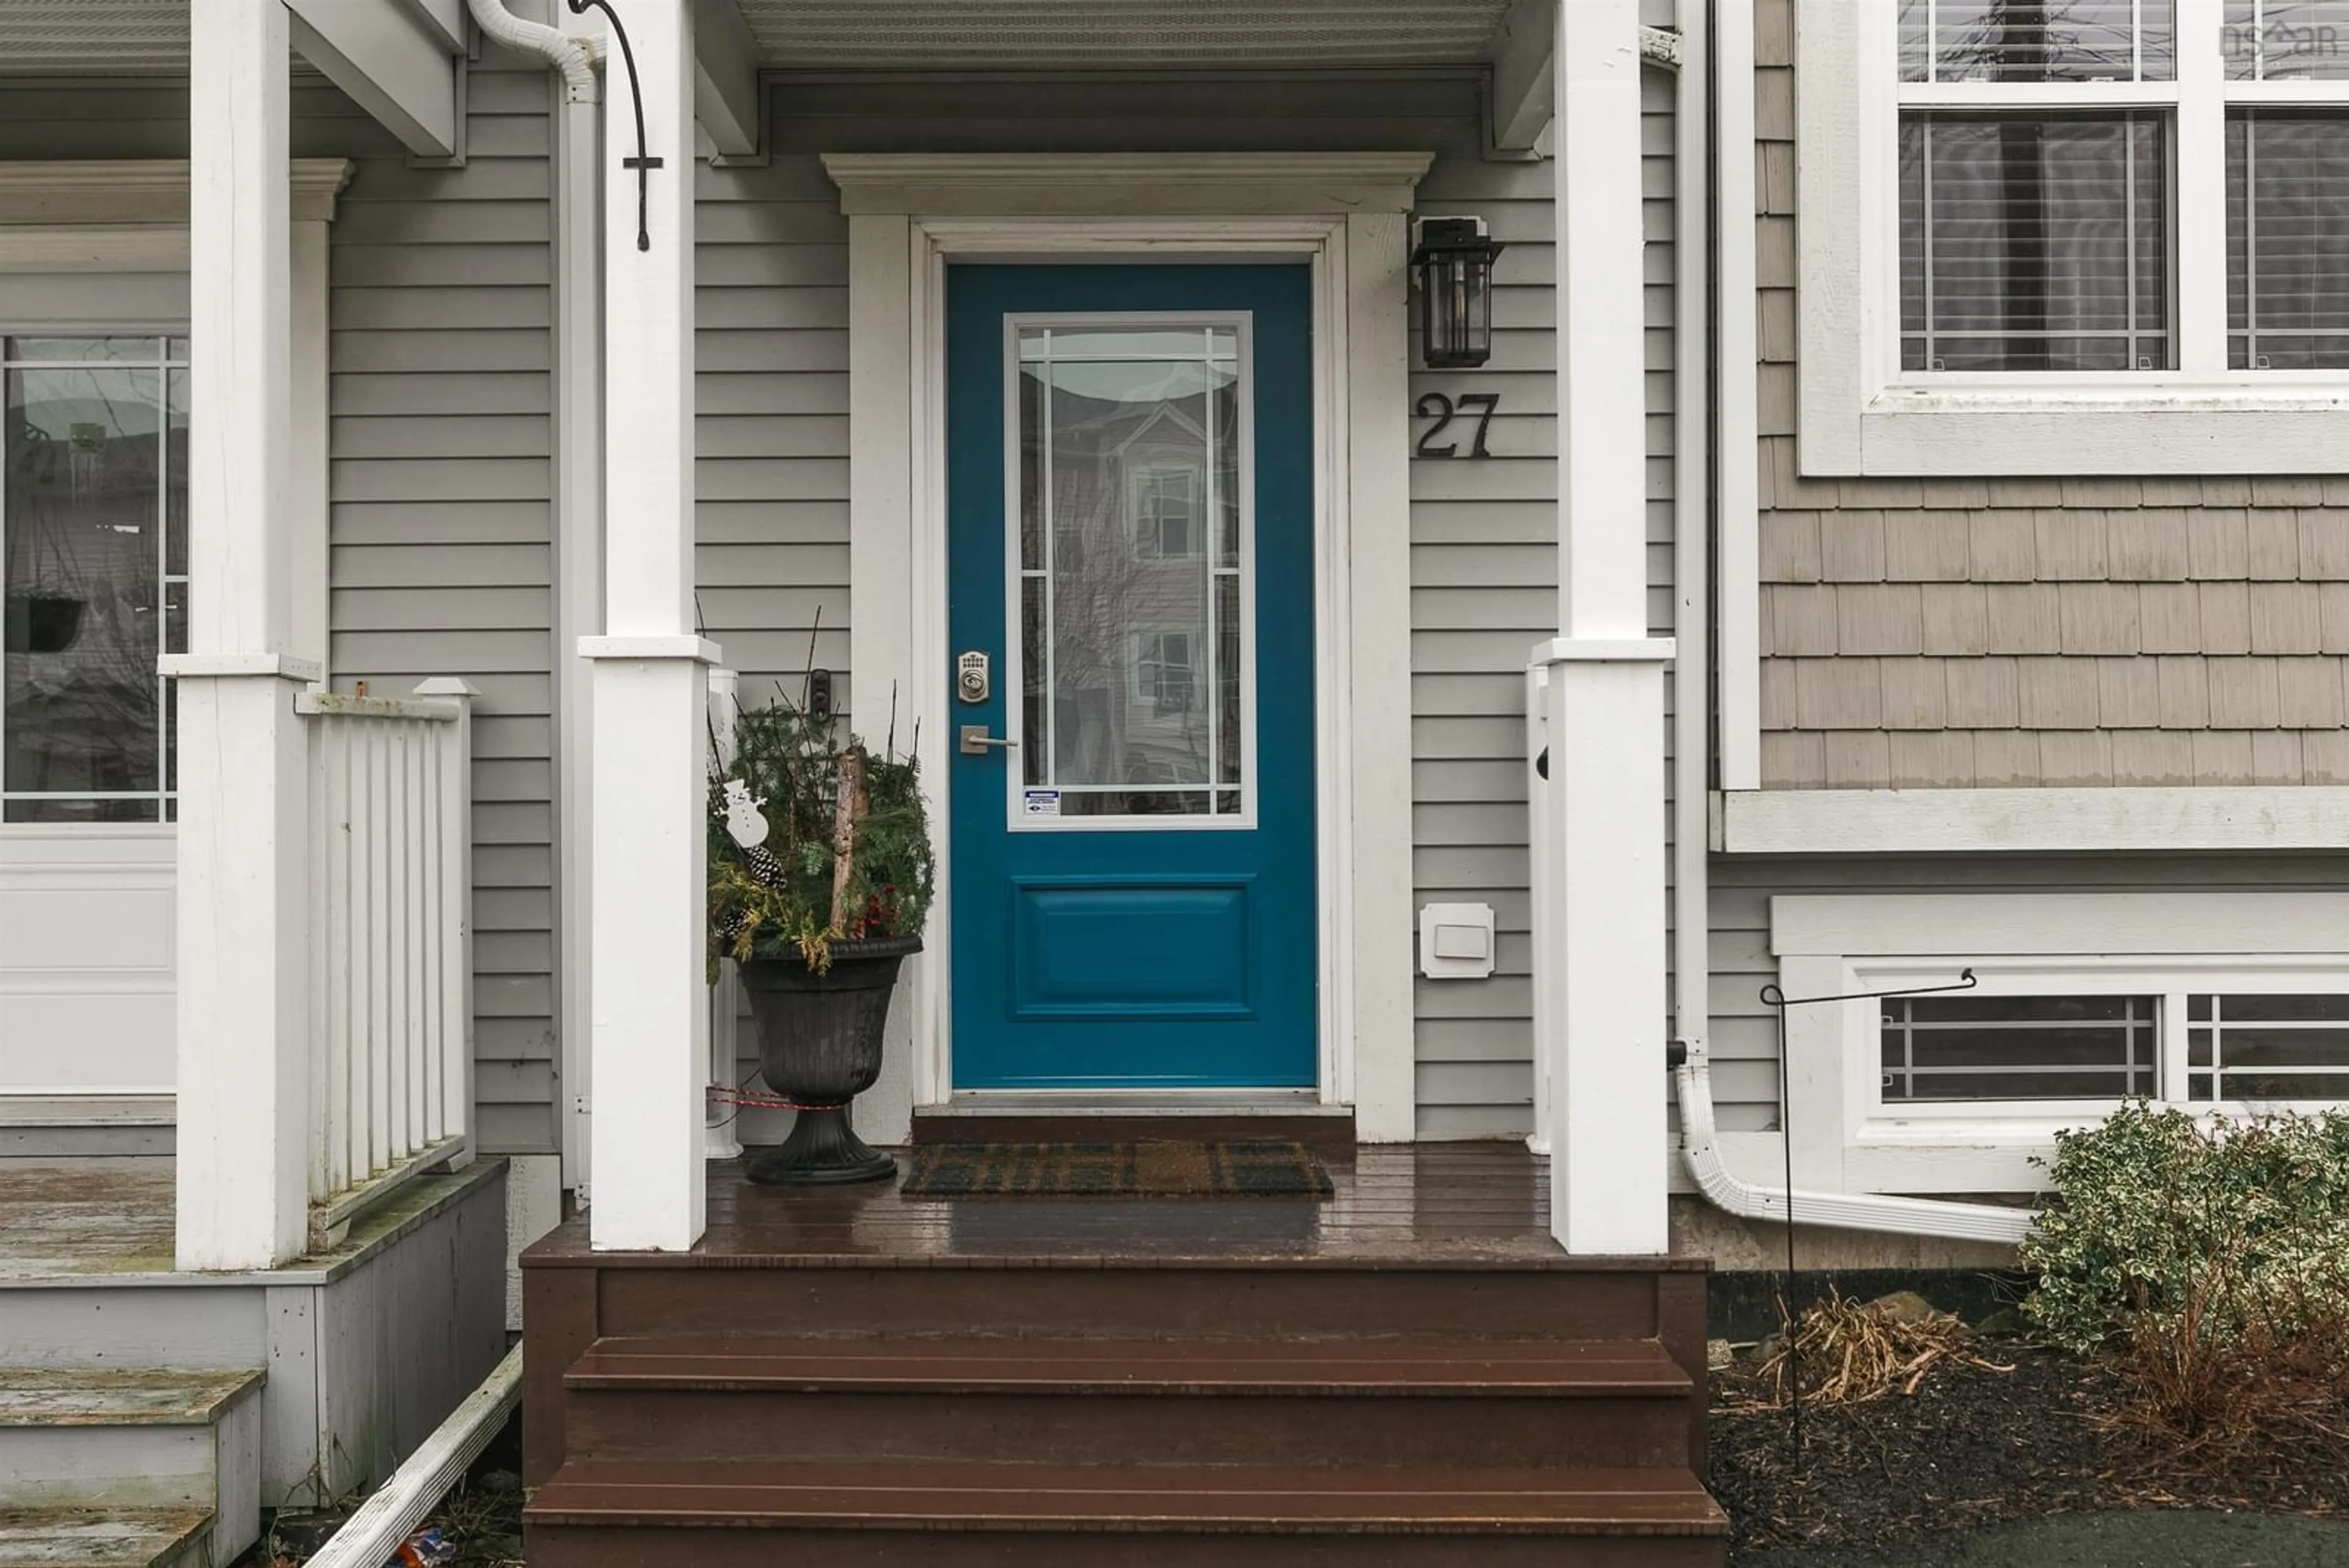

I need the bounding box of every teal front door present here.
[945,263,1317,1090]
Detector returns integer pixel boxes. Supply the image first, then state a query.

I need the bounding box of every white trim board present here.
[1772,890,2349,959]
[1793,0,2349,475]
[1718,786,2349,855]
[828,152,1427,1143]
[0,159,355,226]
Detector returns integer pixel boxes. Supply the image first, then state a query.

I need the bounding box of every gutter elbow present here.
[469,0,602,103]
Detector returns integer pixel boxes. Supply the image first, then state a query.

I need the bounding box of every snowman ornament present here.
[721,778,770,847]
[718,778,790,893]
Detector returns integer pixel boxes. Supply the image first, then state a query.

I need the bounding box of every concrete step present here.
[0,1370,263,1568]
[0,1507,212,1568]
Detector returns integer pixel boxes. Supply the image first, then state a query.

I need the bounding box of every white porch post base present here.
[583,641,715,1251]
[169,661,317,1269]
[1539,641,1674,1256]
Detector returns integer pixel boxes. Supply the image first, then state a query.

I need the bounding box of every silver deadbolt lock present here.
[956,650,990,705]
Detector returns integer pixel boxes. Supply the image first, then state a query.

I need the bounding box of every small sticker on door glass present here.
[1023,789,1061,818]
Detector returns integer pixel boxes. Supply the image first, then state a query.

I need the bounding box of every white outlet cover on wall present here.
[1417,902,1496,979]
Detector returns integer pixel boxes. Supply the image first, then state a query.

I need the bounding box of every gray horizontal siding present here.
[1412,29,1679,1141]
[0,67,560,1155]
[321,54,560,1156]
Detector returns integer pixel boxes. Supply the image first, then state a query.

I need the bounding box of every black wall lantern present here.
[1411,216,1505,370]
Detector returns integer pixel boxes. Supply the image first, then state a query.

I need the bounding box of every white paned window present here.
[1797,0,2349,473]
[1772,893,2349,1194]
[1861,976,2349,1121]
[1008,318,1252,827]
[2,335,189,823]
[1896,0,2349,376]
[2187,992,2349,1099]
[1881,994,2161,1099]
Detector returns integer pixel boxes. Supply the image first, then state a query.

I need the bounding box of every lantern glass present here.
[1412,223,1501,369]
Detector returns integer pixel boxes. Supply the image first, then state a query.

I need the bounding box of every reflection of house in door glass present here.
[1015,323,1248,820]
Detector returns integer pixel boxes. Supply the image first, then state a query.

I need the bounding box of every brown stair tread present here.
[528,1460,1728,1535]
[565,1334,1694,1397]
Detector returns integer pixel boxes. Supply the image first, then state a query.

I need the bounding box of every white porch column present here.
[1540,0,1674,1255]
[170,0,317,1269]
[580,0,714,1250]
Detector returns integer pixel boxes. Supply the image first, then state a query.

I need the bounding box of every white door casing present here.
[826,153,1429,1143]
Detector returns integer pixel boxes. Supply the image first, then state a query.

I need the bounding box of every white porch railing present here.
[299,679,477,1250]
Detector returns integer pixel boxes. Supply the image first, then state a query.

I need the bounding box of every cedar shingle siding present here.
[1754,0,2349,792]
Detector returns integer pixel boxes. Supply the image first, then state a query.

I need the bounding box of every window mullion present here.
[2175,0,2229,374]
[2161,989,2191,1105]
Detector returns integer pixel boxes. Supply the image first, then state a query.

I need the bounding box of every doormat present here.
[901,1140,1334,1199]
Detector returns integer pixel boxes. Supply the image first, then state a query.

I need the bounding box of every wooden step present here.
[575,1260,1681,1343]
[566,1333,1696,1396]
[559,1335,1701,1470]
[0,1369,262,1567]
[527,1460,1727,1567]
[0,1506,213,1568]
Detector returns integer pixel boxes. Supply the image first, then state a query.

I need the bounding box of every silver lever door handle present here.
[959,725,1020,757]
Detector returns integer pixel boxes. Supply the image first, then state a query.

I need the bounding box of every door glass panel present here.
[5,344,181,825]
[1014,321,1249,823]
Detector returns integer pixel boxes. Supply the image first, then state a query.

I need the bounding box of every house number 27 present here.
[1414,392,1499,458]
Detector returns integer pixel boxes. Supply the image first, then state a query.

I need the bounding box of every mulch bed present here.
[1712,1340,2349,1567]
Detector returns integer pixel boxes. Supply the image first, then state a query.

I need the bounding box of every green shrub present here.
[2022,1101,2349,1356]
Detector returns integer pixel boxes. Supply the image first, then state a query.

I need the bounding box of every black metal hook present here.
[1761,968,1978,1011]
[566,0,661,251]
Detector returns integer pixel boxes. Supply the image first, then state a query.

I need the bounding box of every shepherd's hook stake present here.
[567,0,660,250]
[1759,966,1976,1528]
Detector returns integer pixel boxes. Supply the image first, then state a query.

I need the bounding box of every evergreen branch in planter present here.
[707,684,933,979]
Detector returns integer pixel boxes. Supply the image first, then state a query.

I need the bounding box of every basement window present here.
[2188,992,2349,1100]
[1881,994,2160,1100]
[1771,892,2349,1195]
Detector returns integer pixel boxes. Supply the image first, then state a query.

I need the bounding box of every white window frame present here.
[1772,891,2349,1194]
[1797,0,2349,475]
[1,333,191,825]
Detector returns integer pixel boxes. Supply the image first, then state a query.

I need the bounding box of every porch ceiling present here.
[0,0,1519,79]
[0,1,186,75]
[735,0,1518,69]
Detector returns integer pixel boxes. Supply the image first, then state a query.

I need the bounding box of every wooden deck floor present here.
[0,1161,175,1279]
[527,1144,1702,1271]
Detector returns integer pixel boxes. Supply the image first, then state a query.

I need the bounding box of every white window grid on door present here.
[1876,0,2349,390]
[1000,312,1258,834]
[0,332,188,825]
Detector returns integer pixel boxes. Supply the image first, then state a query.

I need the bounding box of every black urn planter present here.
[737,934,918,1186]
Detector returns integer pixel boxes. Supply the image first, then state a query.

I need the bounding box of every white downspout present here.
[467,0,601,101]
[472,0,603,1203]
[1667,0,2030,1249]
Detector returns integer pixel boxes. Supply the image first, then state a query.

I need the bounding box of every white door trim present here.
[829,153,1428,1142]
